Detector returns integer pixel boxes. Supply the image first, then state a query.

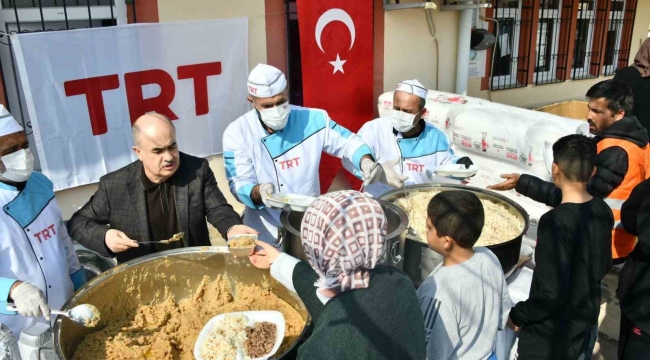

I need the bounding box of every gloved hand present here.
[361,159,382,187]
[361,158,409,188]
[259,182,276,207]
[456,157,474,169]
[380,159,410,188]
[10,282,50,320]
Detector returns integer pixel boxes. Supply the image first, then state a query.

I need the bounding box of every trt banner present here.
[296,0,374,193]
[12,19,249,190]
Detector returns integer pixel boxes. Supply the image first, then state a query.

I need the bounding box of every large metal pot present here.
[277,198,409,267]
[73,242,117,281]
[53,247,310,360]
[380,184,529,285]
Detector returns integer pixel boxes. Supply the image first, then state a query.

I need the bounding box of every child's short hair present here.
[427,191,485,249]
[552,134,596,182]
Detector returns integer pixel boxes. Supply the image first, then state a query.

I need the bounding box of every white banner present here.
[12,19,249,190]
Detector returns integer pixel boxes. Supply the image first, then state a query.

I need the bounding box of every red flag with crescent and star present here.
[296,0,374,193]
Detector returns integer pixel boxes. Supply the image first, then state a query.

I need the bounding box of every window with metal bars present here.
[572,0,604,80]
[603,0,637,76]
[533,0,573,85]
[0,0,113,7]
[491,0,535,90]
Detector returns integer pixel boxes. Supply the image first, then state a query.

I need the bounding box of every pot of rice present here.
[380,184,529,285]
[278,198,409,268]
[53,247,310,360]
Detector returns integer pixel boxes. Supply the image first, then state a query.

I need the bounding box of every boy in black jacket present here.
[508,135,613,360]
[617,178,650,359]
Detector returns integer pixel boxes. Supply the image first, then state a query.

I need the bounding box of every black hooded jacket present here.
[618,178,650,333]
[515,116,649,208]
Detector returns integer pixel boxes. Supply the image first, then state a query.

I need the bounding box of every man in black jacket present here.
[488,79,649,264]
[617,179,650,359]
[67,113,258,263]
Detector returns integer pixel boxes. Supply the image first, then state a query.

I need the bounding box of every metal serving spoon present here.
[138,232,185,245]
[7,303,101,328]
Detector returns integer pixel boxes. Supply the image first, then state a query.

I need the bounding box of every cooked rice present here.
[200,314,251,360]
[395,190,522,246]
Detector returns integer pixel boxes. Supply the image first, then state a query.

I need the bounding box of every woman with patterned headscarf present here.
[614,38,650,132]
[249,190,425,360]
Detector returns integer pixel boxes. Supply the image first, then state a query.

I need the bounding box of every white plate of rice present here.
[434,164,480,178]
[194,311,285,360]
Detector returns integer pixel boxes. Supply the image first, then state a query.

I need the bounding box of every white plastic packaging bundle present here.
[376,90,490,138]
[451,106,589,178]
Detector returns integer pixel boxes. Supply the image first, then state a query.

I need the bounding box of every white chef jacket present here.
[223,105,373,243]
[343,117,462,198]
[0,172,83,339]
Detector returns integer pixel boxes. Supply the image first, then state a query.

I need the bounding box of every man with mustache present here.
[67,113,256,263]
[489,79,649,265]
[489,80,649,355]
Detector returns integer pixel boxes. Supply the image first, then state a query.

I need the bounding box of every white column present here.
[455,8,473,95]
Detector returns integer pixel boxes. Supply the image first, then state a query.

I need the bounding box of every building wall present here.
[383,0,650,108]
[383,3,457,94]
[157,0,267,72]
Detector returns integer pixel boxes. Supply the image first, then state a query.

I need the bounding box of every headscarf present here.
[300,190,387,297]
[633,38,650,78]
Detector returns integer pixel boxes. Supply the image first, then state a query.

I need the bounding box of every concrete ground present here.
[593,336,618,360]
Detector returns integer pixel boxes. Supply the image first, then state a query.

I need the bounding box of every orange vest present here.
[597,138,650,259]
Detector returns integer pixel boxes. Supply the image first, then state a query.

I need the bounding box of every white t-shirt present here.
[417,247,511,360]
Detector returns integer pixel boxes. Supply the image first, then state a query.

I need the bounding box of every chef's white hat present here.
[0,105,22,137]
[396,79,428,99]
[247,64,287,98]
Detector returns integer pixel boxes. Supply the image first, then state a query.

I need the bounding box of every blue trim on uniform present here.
[237,183,263,210]
[0,277,18,315]
[262,108,327,159]
[3,172,54,228]
[224,151,237,178]
[70,268,87,291]
[398,124,451,159]
[330,121,352,139]
[352,144,373,171]
[0,181,17,191]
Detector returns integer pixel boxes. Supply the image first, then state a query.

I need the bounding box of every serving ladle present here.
[7,303,101,328]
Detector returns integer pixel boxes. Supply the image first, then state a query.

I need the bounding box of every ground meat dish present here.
[245,322,277,358]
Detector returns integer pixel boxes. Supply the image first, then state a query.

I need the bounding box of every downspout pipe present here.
[455,8,473,95]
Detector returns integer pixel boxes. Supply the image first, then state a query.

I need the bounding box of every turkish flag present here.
[296,0,374,193]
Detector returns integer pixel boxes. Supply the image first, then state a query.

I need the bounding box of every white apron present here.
[0,172,81,339]
[223,105,372,243]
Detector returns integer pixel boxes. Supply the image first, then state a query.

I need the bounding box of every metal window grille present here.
[572,0,605,80]
[1,0,113,7]
[603,0,636,76]
[533,0,572,85]
[491,0,535,90]
[0,0,120,140]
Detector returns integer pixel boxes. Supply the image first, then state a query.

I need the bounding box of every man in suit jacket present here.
[67,113,257,263]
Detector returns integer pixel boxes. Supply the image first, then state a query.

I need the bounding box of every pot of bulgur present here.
[53,247,310,360]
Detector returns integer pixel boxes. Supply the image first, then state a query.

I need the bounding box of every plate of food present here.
[194,311,285,360]
[434,164,479,179]
[266,193,316,212]
[228,234,257,257]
